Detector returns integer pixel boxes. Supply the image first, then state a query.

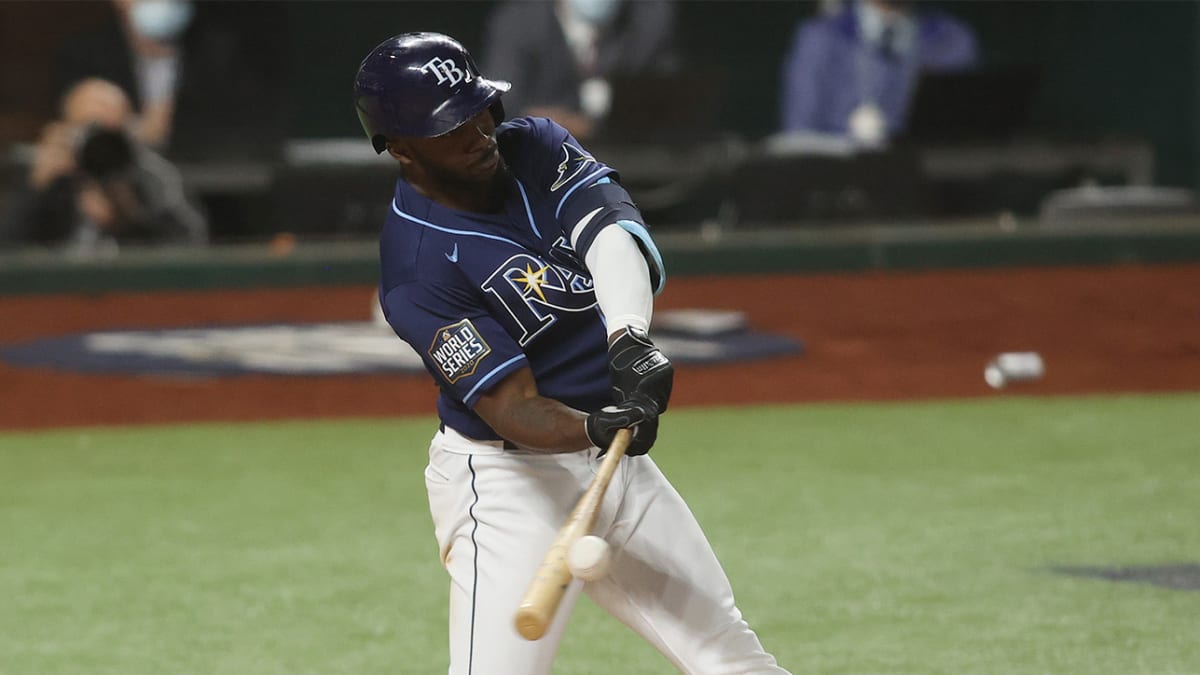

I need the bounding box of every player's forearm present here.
[585,224,653,337]
[474,367,594,454]
[488,395,592,454]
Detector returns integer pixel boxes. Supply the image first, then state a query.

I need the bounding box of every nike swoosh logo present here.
[445,243,459,263]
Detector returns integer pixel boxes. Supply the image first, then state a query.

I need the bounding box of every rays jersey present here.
[379,117,653,441]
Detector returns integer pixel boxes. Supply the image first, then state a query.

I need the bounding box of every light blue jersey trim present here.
[514,180,541,239]
[554,167,613,219]
[392,201,524,249]
[616,219,667,295]
[464,354,527,403]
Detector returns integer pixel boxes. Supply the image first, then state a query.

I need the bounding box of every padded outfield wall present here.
[2,217,1200,294]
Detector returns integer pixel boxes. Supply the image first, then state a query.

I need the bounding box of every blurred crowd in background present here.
[0,0,1196,256]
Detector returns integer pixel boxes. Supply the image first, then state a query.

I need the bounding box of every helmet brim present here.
[426,77,511,138]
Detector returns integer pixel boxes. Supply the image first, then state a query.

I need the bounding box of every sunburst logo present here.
[513,263,550,302]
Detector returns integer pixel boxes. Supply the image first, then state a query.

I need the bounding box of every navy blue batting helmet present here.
[353,32,510,153]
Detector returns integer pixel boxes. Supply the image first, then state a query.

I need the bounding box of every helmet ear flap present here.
[371,134,388,154]
[488,100,506,127]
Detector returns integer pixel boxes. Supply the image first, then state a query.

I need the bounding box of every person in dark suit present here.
[481,0,680,141]
[54,0,287,160]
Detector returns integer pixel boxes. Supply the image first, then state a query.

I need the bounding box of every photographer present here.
[1,78,207,254]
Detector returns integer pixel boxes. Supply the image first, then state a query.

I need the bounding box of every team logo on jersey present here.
[481,253,597,346]
[419,57,474,88]
[550,143,596,192]
[428,319,491,384]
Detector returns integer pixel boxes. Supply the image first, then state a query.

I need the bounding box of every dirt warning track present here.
[2,264,1198,430]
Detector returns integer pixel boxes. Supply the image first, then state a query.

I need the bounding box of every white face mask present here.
[856,1,915,56]
[130,0,194,43]
[567,0,621,26]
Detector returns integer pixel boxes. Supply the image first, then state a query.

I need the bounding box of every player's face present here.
[400,109,503,187]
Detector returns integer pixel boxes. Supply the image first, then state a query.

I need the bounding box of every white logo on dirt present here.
[84,323,425,375]
[6,310,801,377]
[420,57,473,87]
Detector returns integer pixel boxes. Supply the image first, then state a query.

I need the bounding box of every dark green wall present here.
[7,217,1200,294]
[941,0,1199,187]
[284,2,489,140]
[286,1,1199,187]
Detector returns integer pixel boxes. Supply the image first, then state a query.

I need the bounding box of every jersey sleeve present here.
[497,116,617,220]
[381,281,527,408]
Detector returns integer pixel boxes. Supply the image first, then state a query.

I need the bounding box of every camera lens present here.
[77,126,135,178]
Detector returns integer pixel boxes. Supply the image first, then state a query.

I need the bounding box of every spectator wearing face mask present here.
[482,0,681,140]
[780,0,978,145]
[53,0,286,161]
[54,0,194,150]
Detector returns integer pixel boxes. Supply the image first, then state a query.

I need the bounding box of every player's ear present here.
[385,139,412,165]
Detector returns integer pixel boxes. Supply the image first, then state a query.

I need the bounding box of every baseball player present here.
[355,33,789,674]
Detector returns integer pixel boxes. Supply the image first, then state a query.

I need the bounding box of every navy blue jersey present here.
[379,117,627,441]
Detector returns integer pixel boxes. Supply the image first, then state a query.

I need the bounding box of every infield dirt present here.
[2,264,1198,429]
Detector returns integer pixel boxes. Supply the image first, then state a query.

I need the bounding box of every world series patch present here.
[429,319,492,384]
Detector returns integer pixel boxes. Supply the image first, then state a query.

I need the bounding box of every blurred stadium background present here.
[1,1,1198,673]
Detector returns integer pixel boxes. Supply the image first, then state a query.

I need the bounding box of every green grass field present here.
[2,393,1198,674]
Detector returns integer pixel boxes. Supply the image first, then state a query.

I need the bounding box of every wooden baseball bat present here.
[513,428,632,641]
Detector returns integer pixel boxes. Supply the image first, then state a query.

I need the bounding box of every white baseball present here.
[984,363,1006,389]
[567,535,612,581]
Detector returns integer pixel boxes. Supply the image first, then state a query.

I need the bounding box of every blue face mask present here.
[131,0,194,43]
[568,0,621,26]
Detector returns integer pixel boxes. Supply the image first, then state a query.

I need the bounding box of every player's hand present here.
[607,326,673,414]
[585,397,659,457]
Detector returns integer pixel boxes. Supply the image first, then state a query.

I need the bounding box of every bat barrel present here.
[512,429,632,641]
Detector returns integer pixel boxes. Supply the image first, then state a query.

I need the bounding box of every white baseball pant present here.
[424,426,789,674]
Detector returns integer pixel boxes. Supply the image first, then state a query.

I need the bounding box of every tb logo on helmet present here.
[420,57,474,88]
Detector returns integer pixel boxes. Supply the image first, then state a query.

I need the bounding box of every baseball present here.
[984,363,1006,389]
[567,535,612,581]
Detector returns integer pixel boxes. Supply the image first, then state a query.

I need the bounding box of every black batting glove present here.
[607,326,674,414]
[584,396,659,457]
